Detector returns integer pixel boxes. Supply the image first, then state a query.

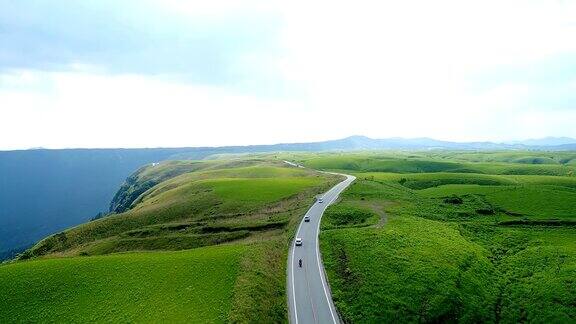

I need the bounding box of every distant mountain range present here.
[16,135,576,154]
[504,137,576,147]
[1,135,575,260]
[205,135,576,152]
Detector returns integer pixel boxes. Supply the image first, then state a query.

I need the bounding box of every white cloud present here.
[1,0,576,149]
[0,69,334,149]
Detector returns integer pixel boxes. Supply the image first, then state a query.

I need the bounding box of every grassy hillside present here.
[24,159,334,258]
[5,151,574,322]
[308,152,576,323]
[0,148,200,260]
[321,215,497,323]
[420,185,576,220]
[295,152,576,176]
[0,245,244,323]
[3,157,340,322]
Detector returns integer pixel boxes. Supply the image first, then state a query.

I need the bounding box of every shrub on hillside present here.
[324,205,375,228]
[443,195,463,205]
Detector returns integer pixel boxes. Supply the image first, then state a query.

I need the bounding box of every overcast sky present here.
[1,0,576,149]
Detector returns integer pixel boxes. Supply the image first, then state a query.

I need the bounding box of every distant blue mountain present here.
[505,137,576,146]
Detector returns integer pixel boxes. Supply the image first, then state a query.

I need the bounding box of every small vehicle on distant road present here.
[304,215,310,222]
[295,238,303,246]
[318,198,323,203]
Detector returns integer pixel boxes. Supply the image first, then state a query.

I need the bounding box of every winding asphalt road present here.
[287,172,356,324]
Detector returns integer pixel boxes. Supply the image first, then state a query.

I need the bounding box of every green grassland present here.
[2,157,340,322]
[4,151,575,323]
[443,151,576,165]
[294,151,576,176]
[0,245,244,323]
[321,215,497,323]
[308,152,576,323]
[420,185,576,220]
[24,159,333,258]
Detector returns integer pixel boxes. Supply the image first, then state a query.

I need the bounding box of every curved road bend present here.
[288,173,356,324]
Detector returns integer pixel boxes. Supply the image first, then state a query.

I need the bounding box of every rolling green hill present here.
[0,245,244,323]
[24,159,334,258]
[296,152,576,176]
[2,157,340,322]
[3,151,575,323]
[303,152,576,323]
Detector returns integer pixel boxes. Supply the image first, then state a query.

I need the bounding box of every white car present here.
[295,238,303,246]
[318,198,324,203]
[304,215,310,222]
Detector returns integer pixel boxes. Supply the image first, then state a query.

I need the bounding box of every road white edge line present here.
[317,179,348,324]
[291,205,308,324]
[291,246,298,324]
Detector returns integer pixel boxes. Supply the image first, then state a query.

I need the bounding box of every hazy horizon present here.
[2,0,576,150]
[1,134,575,152]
